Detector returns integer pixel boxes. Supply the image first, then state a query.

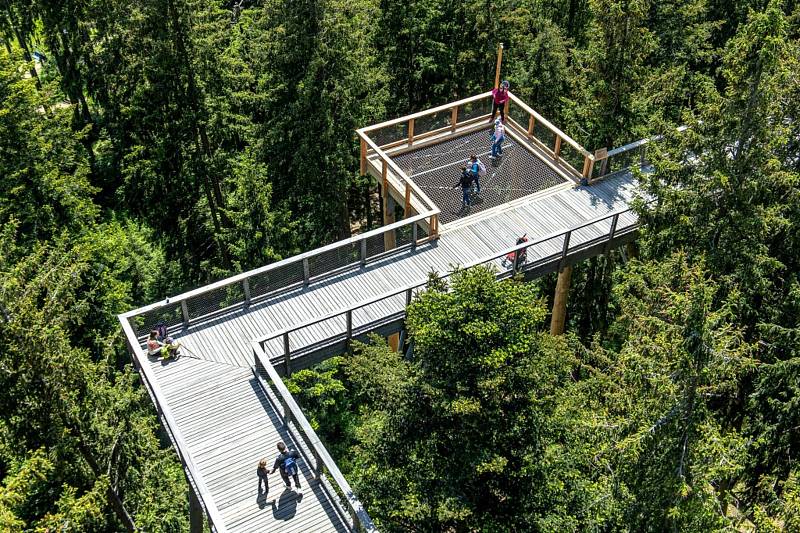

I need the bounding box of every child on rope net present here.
[453,166,476,210]
[146,329,181,360]
[467,154,486,193]
[490,118,505,159]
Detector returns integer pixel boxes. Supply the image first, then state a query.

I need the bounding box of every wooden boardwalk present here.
[126,169,641,532]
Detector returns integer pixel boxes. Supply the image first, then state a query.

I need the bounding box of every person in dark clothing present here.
[453,166,475,210]
[269,441,302,493]
[257,458,270,494]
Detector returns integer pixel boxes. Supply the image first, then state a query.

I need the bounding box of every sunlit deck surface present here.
[120,92,650,532]
[392,127,567,224]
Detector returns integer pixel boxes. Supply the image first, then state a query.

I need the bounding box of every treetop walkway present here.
[119,91,654,532]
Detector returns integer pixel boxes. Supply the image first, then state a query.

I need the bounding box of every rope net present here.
[392,128,567,225]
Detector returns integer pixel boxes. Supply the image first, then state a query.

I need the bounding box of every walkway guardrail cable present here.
[254,205,642,363]
[118,316,229,533]
[122,211,439,338]
[252,342,378,533]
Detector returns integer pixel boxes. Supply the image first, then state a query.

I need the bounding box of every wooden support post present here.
[383,196,396,250]
[430,214,439,237]
[494,43,504,89]
[408,118,415,145]
[404,182,412,217]
[527,115,535,138]
[451,106,458,132]
[550,265,572,336]
[626,241,639,260]
[554,135,562,161]
[283,332,291,376]
[388,332,400,352]
[581,155,594,180]
[359,138,366,176]
[188,483,203,533]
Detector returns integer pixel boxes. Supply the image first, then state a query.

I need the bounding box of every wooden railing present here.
[505,93,595,180]
[118,316,229,533]
[123,211,439,339]
[254,205,642,367]
[252,343,377,532]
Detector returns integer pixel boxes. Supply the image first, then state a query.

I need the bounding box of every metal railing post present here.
[406,288,413,306]
[243,278,251,306]
[181,301,190,327]
[412,222,418,249]
[360,239,367,266]
[512,245,522,274]
[346,310,353,352]
[313,448,323,479]
[283,332,292,376]
[605,213,620,253]
[560,231,572,266]
[303,258,310,286]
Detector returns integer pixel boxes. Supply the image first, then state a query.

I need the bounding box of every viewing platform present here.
[119,92,653,532]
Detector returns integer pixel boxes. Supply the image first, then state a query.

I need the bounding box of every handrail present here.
[123,211,437,324]
[357,91,494,134]
[507,92,591,157]
[252,342,377,532]
[594,125,688,180]
[255,205,639,348]
[357,131,440,213]
[118,316,229,533]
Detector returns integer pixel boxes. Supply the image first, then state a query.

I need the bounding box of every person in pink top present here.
[490,80,510,123]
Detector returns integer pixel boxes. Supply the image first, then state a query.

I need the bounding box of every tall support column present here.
[189,482,203,533]
[494,43,504,89]
[550,265,573,335]
[383,195,396,250]
[388,332,400,352]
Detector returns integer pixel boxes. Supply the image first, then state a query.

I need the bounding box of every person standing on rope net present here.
[468,154,486,193]
[490,80,510,123]
[269,441,302,495]
[490,118,505,159]
[454,166,476,211]
[146,330,181,360]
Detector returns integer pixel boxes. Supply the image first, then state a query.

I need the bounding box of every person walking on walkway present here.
[490,80,510,123]
[270,441,302,494]
[454,166,475,210]
[490,119,505,159]
[257,458,270,496]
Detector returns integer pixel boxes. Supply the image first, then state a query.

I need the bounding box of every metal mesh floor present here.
[392,128,568,225]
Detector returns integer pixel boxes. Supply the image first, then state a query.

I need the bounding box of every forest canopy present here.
[1,0,799,530]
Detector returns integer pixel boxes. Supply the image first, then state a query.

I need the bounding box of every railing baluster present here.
[243,278,251,306]
[560,230,572,264]
[451,105,458,132]
[313,448,323,479]
[303,258,310,286]
[283,332,291,376]
[181,300,190,327]
[527,115,535,138]
[412,222,418,249]
[408,118,415,145]
[406,287,413,306]
[360,239,367,266]
[346,310,353,352]
[605,214,619,253]
[554,135,562,161]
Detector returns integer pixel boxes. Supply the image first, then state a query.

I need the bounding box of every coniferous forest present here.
[1,0,799,530]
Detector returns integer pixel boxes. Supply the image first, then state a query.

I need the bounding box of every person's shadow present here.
[270,488,303,520]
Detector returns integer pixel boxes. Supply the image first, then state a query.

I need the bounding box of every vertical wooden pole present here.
[360,137,367,176]
[494,43,504,89]
[188,483,204,533]
[451,106,458,132]
[582,155,594,179]
[527,115,535,138]
[550,265,572,335]
[554,136,562,161]
[408,119,415,145]
[388,333,400,352]
[383,196,396,250]
[404,183,412,217]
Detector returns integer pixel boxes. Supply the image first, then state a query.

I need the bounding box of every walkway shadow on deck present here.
[581,169,644,211]
[248,376,351,532]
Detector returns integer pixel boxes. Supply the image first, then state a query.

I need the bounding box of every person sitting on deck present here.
[490,80,510,123]
[490,118,505,159]
[467,154,485,193]
[269,441,302,494]
[453,166,475,210]
[146,330,181,360]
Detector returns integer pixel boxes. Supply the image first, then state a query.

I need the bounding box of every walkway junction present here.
[119,86,655,531]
